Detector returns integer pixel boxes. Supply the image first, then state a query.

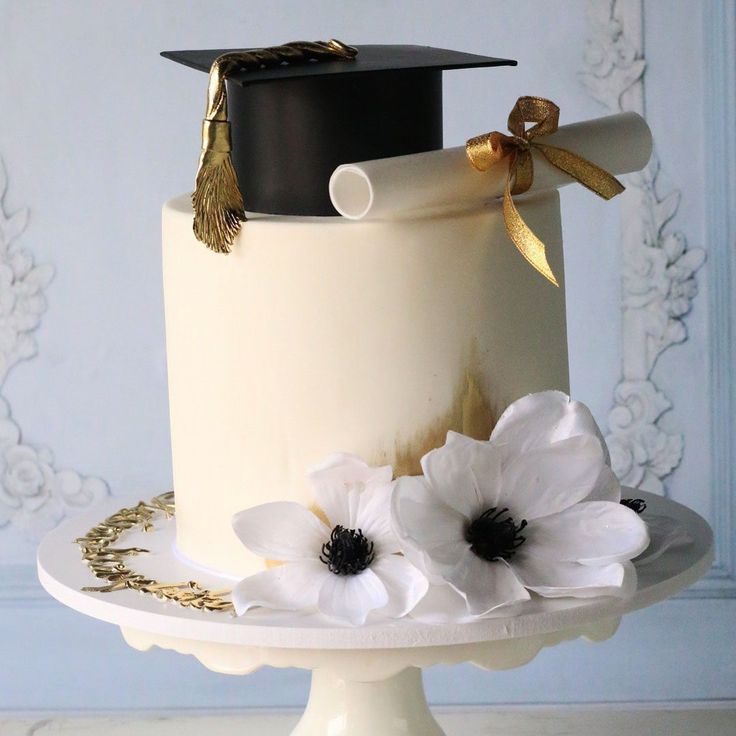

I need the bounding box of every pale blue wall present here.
[1,0,734,712]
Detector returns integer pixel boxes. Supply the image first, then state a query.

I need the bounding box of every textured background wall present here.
[0,0,733,713]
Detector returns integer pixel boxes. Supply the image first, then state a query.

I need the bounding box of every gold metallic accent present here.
[193,39,358,253]
[387,345,497,477]
[466,96,625,286]
[76,493,233,612]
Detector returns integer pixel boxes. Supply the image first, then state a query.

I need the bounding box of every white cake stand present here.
[37,490,712,736]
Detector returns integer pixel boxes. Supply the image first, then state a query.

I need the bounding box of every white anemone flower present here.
[231,453,428,626]
[393,391,650,620]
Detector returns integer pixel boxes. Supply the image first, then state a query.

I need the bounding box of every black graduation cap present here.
[162,41,515,250]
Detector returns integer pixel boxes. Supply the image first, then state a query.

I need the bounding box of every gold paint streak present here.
[389,350,498,478]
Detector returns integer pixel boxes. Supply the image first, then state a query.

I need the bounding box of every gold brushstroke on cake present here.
[76,493,233,612]
[386,349,500,477]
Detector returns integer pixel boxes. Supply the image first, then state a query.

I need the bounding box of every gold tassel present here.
[192,40,357,253]
[192,120,244,254]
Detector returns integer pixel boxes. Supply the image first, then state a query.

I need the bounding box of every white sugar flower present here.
[232,453,428,626]
[393,391,650,619]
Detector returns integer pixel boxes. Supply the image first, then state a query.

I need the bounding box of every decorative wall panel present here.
[0,161,108,545]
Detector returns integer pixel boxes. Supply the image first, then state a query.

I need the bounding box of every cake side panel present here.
[162,199,259,577]
[162,194,567,578]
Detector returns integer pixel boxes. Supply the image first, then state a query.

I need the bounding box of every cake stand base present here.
[121,619,621,736]
[294,667,442,736]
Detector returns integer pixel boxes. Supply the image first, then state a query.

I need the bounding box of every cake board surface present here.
[38,490,712,652]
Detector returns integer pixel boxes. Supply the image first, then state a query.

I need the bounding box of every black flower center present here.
[621,498,647,514]
[466,507,527,562]
[320,525,375,575]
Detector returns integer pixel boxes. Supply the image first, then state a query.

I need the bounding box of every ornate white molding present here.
[0,159,108,542]
[697,0,736,595]
[580,0,706,494]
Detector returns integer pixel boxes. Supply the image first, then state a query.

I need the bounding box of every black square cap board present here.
[163,44,516,216]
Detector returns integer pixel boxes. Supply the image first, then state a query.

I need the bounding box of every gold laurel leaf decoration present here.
[76,492,234,613]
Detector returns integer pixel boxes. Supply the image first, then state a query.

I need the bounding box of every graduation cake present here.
[161,41,653,584]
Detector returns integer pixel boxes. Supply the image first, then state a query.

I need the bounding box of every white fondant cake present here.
[163,191,568,577]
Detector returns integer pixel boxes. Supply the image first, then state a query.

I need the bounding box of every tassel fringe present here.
[192,151,246,254]
[191,40,357,252]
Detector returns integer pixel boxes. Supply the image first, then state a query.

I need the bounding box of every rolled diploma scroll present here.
[329,112,652,220]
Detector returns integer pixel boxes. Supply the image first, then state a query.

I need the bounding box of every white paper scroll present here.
[329,112,652,220]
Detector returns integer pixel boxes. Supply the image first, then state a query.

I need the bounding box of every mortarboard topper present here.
[162,41,516,251]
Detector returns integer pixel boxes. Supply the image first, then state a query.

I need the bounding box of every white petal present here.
[584,465,622,503]
[445,549,530,615]
[372,554,429,618]
[498,435,605,520]
[391,475,469,574]
[512,554,633,598]
[409,582,476,623]
[309,453,392,528]
[356,481,399,555]
[232,502,330,561]
[309,452,392,481]
[317,569,389,626]
[390,529,452,587]
[231,560,325,615]
[526,501,650,565]
[636,513,692,565]
[421,432,502,518]
[444,431,505,510]
[491,391,607,461]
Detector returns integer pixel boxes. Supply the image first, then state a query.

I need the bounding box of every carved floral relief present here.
[581,0,705,493]
[0,160,108,541]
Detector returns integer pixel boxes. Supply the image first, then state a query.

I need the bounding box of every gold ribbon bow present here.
[193,39,358,253]
[466,96,625,286]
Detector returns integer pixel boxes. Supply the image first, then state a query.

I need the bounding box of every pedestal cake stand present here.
[38,490,712,736]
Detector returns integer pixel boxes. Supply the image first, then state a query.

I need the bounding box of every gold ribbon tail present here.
[466,96,626,287]
[502,178,559,287]
[533,142,624,200]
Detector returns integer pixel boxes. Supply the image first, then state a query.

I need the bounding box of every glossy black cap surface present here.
[163,45,516,216]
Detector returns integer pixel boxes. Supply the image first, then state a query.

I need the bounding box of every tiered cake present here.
[161,42,649,579]
[163,191,567,577]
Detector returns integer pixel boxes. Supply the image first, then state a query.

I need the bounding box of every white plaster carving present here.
[581,0,706,493]
[0,159,108,540]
